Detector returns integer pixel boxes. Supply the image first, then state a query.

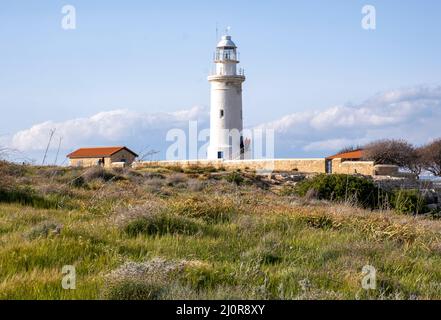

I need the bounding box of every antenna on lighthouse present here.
[216,22,219,41]
[225,26,231,35]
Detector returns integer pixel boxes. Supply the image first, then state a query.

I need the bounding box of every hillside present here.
[1,162,441,300]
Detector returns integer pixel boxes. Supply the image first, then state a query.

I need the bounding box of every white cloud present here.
[8,106,208,158]
[258,85,441,156]
[3,85,441,161]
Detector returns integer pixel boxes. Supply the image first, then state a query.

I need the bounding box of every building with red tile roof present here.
[67,146,138,168]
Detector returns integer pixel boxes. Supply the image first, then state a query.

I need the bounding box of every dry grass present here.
[1,161,441,299]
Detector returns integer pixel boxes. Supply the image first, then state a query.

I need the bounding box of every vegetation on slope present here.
[1,161,441,299]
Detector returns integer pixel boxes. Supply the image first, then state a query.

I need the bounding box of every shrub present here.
[182,262,233,290]
[70,176,86,188]
[183,166,217,174]
[225,172,244,186]
[295,174,383,209]
[187,179,206,192]
[165,165,184,173]
[295,174,428,215]
[243,233,285,265]
[391,189,427,215]
[144,178,166,195]
[279,185,297,196]
[0,187,59,209]
[166,173,187,186]
[0,161,27,177]
[123,212,203,237]
[83,166,118,183]
[168,197,237,223]
[103,278,165,300]
[25,222,62,240]
[103,259,188,300]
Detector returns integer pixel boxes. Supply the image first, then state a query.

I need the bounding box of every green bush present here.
[83,166,120,183]
[70,176,86,188]
[124,213,203,237]
[225,172,244,186]
[0,161,27,177]
[295,174,428,215]
[182,264,233,290]
[0,187,59,209]
[295,174,383,209]
[25,222,62,240]
[183,166,218,174]
[102,279,165,300]
[391,189,427,215]
[168,197,236,224]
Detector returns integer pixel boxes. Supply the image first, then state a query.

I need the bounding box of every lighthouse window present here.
[220,109,224,118]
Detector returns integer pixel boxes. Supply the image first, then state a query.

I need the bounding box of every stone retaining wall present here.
[133,159,326,174]
[331,159,375,176]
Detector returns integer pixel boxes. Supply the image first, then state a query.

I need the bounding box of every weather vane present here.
[225,26,231,35]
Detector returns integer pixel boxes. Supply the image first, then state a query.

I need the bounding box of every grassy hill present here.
[1,161,441,300]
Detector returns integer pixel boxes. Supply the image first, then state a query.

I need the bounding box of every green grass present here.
[1,163,441,299]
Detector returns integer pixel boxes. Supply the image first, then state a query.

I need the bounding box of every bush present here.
[123,212,203,237]
[295,174,382,209]
[168,197,237,223]
[243,233,285,265]
[187,179,206,192]
[183,166,217,174]
[103,259,188,300]
[225,172,244,186]
[183,263,232,290]
[295,174,428,215]
[391,190,427,215]
[25,222,62,240]
[0,161,27,177]
[70,176,86,188]
[83,166,118,183]
[103,278,165,300]
[166,173,187,186]
[0,187,59,209]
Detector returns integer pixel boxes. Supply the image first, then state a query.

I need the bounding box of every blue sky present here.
[1,0,441,162]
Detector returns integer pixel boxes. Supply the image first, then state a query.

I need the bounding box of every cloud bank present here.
[258,85,441,156]
[3,85,441,161]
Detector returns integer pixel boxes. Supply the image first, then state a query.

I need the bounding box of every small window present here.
[217,151,224,159]
[220,109,224,118]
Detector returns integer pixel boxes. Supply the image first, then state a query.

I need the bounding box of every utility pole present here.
[54,136,63,166]
[42,129,55,165]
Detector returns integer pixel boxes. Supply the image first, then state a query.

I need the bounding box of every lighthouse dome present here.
[216,35,237,48]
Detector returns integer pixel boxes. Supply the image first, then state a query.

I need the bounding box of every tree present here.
[337,145,363,154]
[363,139,423,176]
[420,139,441,176]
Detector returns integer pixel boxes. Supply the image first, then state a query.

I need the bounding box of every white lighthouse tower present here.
[207,35,246,160]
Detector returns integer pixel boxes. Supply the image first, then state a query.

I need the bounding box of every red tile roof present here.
[326,149,364,160]
[67,146,138,158]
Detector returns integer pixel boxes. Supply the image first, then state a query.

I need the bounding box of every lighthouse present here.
[207,35,246,160]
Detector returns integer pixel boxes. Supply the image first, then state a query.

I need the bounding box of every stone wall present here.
[331,158,375,176]
[374,165,399,176]
[70,157,107,168]
[133,158,412,178]
[133,158,326,174]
